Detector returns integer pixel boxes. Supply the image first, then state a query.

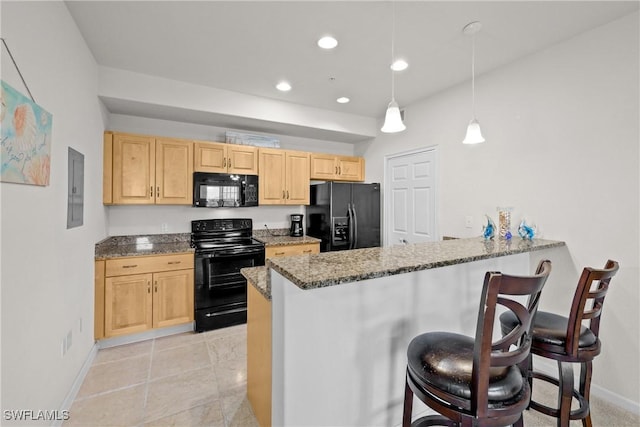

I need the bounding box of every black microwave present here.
[193,172,259,207]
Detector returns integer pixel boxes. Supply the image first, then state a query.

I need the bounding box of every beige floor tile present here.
[207,333,247,364]
[220,390,258,427]
[64,384,145,427]
[202,324,247,341]
[153,331,204,352]
[143,401,225,427]
[77,354,150,398]
[94,340,153,364]
[150,341,211,380]
[214,357,247,394]
[144,367,219,422]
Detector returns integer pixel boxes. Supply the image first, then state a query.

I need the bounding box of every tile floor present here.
[66,324,638,427]
[65,324,257,427]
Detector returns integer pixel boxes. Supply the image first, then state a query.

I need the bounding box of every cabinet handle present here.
[282,190,285,199]
[275,252,285,256]
[338,166,341,175]
[150,186,153,197]
[286,190,290,199]
[303,249,312,253]
[223,158,226,167]
[147,281,151,293]
[335,166,338,174]
[154,281,157,293]
[228,158,231,168]
[167,261,181,265]
[122,265,138,269]
[156,186,160,198]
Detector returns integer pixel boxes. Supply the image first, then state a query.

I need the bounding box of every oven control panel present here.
[192,218,253,232]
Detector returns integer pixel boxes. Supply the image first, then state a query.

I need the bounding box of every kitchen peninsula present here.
[243,237,566,427]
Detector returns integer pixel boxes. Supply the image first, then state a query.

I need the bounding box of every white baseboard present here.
[53,343,98,427]
[534,356,640,415]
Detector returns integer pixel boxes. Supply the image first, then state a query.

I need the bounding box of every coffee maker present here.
[289,214,304,237]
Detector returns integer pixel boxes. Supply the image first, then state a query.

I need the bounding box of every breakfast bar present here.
[243,237,567,427]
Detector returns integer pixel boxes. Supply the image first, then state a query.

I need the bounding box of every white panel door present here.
[385,148,437,246]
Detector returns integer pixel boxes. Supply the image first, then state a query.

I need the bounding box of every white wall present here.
[105,114,356,235]
[360,12,640,408]
[0,1,107,423]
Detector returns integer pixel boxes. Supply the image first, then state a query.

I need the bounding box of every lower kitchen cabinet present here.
[96,253,194,339]
[265,242,319,259]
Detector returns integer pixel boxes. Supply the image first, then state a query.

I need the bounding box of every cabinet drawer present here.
[266,243,319,259]
[105,253,194,277]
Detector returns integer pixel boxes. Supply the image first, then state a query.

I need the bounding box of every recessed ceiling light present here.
[336,97,350,104]
[276,81,292,92]
[391,59,409,71]
[318,36,338,49]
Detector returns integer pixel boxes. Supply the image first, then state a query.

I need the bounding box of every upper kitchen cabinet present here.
[259,148,310,205]
[310,153,365,182]
[194,141,258,175]
[104,132,193,205]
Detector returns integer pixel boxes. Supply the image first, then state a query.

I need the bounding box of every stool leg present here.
[403,376,414,427]
[557,361,574,427]
[580,361,593,427]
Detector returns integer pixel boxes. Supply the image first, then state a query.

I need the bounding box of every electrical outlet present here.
[161,223,169,232]
[465,216,473,228]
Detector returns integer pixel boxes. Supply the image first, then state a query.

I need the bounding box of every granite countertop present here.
[241,266,270,300]
[267,237,565,292]
[95,233,193,259]
[252,228,321,246]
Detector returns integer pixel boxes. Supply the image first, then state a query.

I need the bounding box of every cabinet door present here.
[112,134,155,204]
[285,150,310,205]
[310,154,337,180]
[259,148,286,205]
[228,145,258,174]
[105,273,153,337]
[152,269,194,329]
[194,141,227,173]
[335,156,364,182]
[155,138,193,205]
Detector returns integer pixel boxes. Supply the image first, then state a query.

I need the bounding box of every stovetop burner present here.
[191,218,263,252]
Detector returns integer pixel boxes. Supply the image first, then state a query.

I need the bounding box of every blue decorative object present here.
[505,230,512,240]
[482,215,496,240]
[518,219,536,240]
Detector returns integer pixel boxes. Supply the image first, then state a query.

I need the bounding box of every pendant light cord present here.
[390,0,396,101]
[471,33,476,118]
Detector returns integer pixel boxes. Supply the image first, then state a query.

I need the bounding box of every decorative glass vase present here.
[497,207,513,239]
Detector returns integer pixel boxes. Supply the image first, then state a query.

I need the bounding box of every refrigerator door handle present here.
[347,203,354,250]
[352,203,358,249]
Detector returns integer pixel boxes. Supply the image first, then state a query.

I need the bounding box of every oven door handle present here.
[199,247,264,258]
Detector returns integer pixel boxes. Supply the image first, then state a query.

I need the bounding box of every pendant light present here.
[381,1,406,133]
[462,21,485,144]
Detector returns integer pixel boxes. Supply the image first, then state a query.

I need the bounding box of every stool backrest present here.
[565,260,619,356]
[472,259,552,416]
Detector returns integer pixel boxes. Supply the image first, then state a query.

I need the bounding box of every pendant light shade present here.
[462,119,485,144]
[462,21,484,144]
[381,100,406,133]
[381,1,406,133]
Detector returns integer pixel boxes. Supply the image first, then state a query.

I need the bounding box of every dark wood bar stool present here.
[402,260,552,427]
[500,260,619,427]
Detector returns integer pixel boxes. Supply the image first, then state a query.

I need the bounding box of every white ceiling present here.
[66,1,638,139]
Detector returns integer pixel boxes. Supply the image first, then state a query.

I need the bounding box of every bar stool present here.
[500,260,619,427]
[402,260,552,427]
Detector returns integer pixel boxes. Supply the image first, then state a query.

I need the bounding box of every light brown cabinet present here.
[104,132,193,205]
[310,154,365,182]
[265,242,320,259]
[96,253,194,339]
[258,148,310,205]
[194,141,258,174]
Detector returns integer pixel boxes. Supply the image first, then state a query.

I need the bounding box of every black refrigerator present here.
[306,182,381,252]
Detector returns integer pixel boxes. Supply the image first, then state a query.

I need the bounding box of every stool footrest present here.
[411,415,458,427]
[530,371,590,420]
